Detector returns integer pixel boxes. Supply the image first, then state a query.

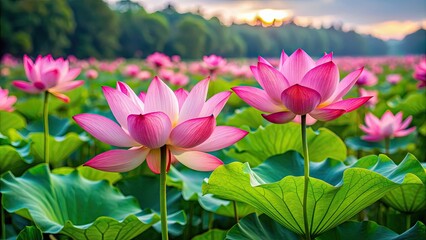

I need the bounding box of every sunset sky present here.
[109,0,426,40]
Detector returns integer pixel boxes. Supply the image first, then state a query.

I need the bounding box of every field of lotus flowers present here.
[0,50,425,239]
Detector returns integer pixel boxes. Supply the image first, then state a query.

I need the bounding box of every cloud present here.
[356,20,426,40]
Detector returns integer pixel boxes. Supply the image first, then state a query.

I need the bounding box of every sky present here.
[109,0,426,40]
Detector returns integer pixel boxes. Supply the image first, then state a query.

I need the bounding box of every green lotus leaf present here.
[116,175,187,236]
[29,132,89,167]
[0,145,33,175]
[167,166,255,218]
[346,133,416,154]
[192,229,227,240]
[225,107,268,130]
[25,115,71,136]
[225,123,347,166]
[388,92,426,117]
[0,111,26,134]
[198,194,255,218]
[226,213,426,240]
[377,154,426,213]
[53,165,122,184]
[203,151,423,237]
[226,214,299,240]
[317,221,426,240]
[17,226,43,240]
[1,164,160,239]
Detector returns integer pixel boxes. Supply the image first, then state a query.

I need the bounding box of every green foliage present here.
[67,0,119,58]
[227,213,426,240]
[174,16,209,59]
[0,0,74,56]
[203,152,424,237]
[17,226,43,240]
[225,123,347,166]
[1,0,409,58]
[1,164,160,239]
[0,111,26,134]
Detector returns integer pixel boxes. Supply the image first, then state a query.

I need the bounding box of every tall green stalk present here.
[1,205,6,240]
[160,145,169,240]
[233,200,239,223]
[384,137,390,155]
[43,91,50,165]
[301,115,311,240]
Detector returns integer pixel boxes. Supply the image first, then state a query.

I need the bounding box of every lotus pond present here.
[0,52,425,239]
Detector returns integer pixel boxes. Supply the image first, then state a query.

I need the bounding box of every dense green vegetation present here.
[1,0,425,59]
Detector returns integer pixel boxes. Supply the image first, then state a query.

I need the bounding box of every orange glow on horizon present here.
[236,9,293,26]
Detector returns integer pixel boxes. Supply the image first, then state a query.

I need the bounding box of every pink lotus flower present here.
[73,77,247,173]
[169,72,189,86]
[203,55,226,71]
[12,55,83,103]
[0,87,17,112]
[356,69,378,87]
[232,49,371,123]
[360,111,416,142]
[413,59,426,88]
[359,88,378,108]
[386,74,402,84]
[146,52,172,69]
[123,64,140,78]
[137,70,152,81]
[86,69,98,80]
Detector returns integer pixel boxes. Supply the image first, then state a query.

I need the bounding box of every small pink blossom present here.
[146,52,172,69]
[12,55,83,103]
[86,69,98,80]
[123,64,140,78]
[413,59,426,88]
[73,78,247,173]
[386,74,402,84]
[359,88,378,108]
[0,87,17,112]
[137,70,152,81]
[356,69,378,87]
[360,111,416,142]
[203,55,226,71]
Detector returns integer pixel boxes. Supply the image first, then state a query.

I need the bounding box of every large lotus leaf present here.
[227,213,426,240]
[317,221,426,240]
[226,214,299,240]
[25,115,71,136]
[29,132,88,167]
[0,111,26,133]
[17,226,43,240]
[198,194,256,218]
[192,229,227,240]
[225,107,268,130]
[1,164,160,239]
[375,154,426,213]
[388,92,426,117]
[225,123,347,166]
[0,145,33,175]
[53,166,122,184]
[203,151,423,237]
[116,175,186,236]
[346,133,416,154]
[167,166,255,218]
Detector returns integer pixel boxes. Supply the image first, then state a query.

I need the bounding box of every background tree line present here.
[1,0,425,59]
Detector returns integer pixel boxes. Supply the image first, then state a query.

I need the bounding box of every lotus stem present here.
[208,212,214,230]
[301,115,311,240]
[43,91,50,166]
[384,137,390,155]
[406,214,411,230]
[233,200,239,223]
[160,145,169,240]
[1,205,6,240]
